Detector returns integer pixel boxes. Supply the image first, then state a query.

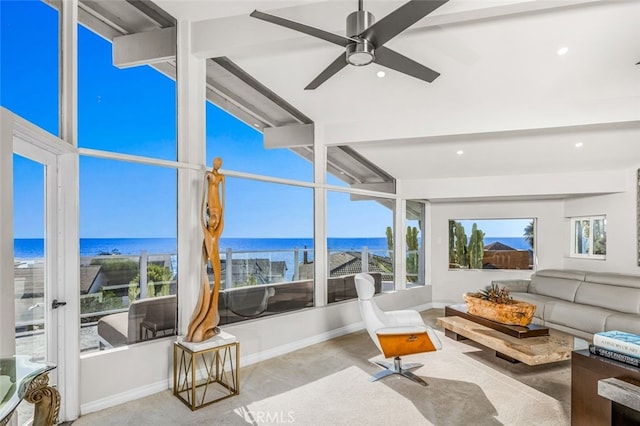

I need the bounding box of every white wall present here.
[427,199,565,305]
[563,167,640,274]
[79,285,433,413]
[403,165,634,305]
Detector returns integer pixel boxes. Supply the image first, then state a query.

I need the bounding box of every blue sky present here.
[458,219,532,239]
[3,0,393,240]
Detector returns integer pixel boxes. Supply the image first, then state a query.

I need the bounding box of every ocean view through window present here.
[6,0,413,359]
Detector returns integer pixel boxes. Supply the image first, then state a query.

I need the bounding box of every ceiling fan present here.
[250,0,449,90]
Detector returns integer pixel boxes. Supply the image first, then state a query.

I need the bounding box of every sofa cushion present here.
[575,282,640,314]
[492,279,530,293]
[97,312,128,347]
[543,300,611,334]
[97,295,177,347]
[529,269,585,302]
[585,272,640,289]
[605,314,640,335]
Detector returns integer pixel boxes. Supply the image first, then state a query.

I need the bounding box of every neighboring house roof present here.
[330,251,392,278]
[81,265,103,294]
[484,241,516,251]
[298,251,392,280]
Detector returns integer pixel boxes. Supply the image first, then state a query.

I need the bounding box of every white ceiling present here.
[155,0,640,181]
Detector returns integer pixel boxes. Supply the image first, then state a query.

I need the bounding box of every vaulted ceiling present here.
[153,0,640,183]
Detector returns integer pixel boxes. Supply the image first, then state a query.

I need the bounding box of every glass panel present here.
[217,178,314,324]
[13,155,46,361]
[80,157,177,351]
[574,220,583,254]
[78,24,176,159]
[578,219,590,255]
[593,218,606,255]
[406,200,424,286]
[327,191,394,300]
[449,218,535,270]
[0,1,59,135]
[206,103,312,182]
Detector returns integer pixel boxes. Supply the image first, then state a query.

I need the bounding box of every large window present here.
[0,0,59,135]
[448,218,535,270]
[327,191,395,300]
[79,158,177,351]
[78,21,178,351]
[216,178,314,324]
[206,103,312,182]
[406,200,425,286]
[570,215,606,259]
[78,24,176,159]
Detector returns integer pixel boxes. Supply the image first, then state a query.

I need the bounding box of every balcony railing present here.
[15,245,418,352]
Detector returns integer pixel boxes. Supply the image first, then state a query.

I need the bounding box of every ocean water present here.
[13,237,391,259]
[14,236,531,259]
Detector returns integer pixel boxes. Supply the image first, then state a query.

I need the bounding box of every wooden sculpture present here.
[185,157,225,342]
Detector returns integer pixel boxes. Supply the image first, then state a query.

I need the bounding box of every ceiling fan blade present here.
[374,46,440,83]
[360,0,449,48]
[250,10,355,47]
[305,53,348,90]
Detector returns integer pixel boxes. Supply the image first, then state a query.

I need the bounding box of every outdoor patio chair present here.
[355,273,441,386]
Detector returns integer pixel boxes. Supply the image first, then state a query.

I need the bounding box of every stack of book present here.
[590,330,640,367]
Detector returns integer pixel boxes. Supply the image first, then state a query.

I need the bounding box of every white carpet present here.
[236,333,568,426]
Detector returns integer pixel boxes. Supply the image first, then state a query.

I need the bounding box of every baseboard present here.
[414,302,439,311]
[80,378,170,415]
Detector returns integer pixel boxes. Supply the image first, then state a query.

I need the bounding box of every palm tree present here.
[523,220,534,249]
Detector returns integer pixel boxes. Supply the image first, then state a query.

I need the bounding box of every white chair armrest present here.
[376,326,428,335]
[385,309,424,327]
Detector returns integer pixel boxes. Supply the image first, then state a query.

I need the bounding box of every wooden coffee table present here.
[437,305,576,366]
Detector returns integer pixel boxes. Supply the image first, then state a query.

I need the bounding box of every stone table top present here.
[437,316,576,366]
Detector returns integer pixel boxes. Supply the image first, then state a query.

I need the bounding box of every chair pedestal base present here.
[371,356,427,386]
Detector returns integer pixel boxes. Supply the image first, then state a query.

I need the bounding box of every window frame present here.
[569,215,606,260]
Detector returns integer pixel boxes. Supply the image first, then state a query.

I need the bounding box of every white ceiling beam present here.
[112,27,177,68]
[263,123,314,148]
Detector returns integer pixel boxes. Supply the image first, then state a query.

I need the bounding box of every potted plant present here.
[463,283,535,326]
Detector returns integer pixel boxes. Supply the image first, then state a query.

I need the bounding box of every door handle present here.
[52,299,67,309]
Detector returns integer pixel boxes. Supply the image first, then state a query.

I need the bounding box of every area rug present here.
[235,332,568,426]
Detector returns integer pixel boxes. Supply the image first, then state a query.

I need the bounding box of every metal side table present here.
[173,332,239,410]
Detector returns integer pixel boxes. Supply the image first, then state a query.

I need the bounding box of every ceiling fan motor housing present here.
[346,10,375,66]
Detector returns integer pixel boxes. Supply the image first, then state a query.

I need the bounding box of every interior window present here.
[448,218,535,270]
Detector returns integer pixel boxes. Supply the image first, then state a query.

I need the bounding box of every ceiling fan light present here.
[346,41,375,66]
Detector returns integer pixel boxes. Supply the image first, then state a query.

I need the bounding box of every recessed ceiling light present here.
[575,142,583,148]
[557,46,569,56]
[376,70,386,78]
[456,150,464,155]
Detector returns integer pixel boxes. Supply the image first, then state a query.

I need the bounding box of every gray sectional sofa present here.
[493,269,640,340]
